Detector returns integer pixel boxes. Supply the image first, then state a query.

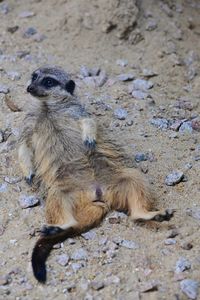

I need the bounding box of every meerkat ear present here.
[65,80,75,95]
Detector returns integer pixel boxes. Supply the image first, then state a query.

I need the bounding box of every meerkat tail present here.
[32,226,81,283]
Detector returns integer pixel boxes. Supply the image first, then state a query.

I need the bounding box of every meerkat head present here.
[27,66,75,100]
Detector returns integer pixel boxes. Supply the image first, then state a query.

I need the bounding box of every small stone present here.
[179,121,193,134]
[135,152,148,162]
[0,3,10,14]
[0,183,7,193]
[142,68,158,77]
[132,90,149,99]
[181,242,193,250]
[19,11,35,18]
[19,195,40,209]
[81,230,96,240]
[71,262,83,272]
[116,59,128,67]
[170,120,185,131]
[33,33,46,42]
[7,71,21,81]
[140,280,159,293]
[167,229,179,238]
[83,77,96,87]
[91,281,104,291]
[56,254,69,266]
[99,237,108,246]
[95,70,107,87]
[145,19,157,31]
[165,171,184,186]
[151,118,169,130]
[175,257,191,273]
[120,240,139,249]
[132,79,154,91]
[0,85,9,94]
[186,208,200,221]
[0,275,11,286]
[71,248,88,260]
[4,176,22,184]
[180,279,199,299]
[23,27,37,38]
[164,238,176,245]
[106,275,120,285]
[80,66,90,77]
[67,238,76,245]
[116,73,135,81]
[0,130,3,143]
[191,120,200,132]
[114,108,128,120]
[7,26,19,34]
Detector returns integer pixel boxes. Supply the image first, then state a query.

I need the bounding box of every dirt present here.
[0,0,200,299]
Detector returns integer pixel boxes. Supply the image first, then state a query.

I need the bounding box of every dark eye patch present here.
[41,77,59,88]
[32,73,38,81]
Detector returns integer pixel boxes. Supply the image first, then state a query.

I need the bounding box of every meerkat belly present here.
[32,126,87,185]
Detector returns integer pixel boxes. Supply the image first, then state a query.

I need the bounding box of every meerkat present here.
[18,66,174,283]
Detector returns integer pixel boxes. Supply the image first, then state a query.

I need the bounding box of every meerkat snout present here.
[27,66,76,100]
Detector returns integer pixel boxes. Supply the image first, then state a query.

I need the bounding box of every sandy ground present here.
[0,0,200,299]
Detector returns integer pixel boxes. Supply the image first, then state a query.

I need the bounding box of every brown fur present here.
[19,67,173,283]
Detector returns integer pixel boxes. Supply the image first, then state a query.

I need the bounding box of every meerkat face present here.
[27,67,75,100]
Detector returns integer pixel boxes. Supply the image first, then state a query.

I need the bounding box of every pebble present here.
[145,19,157,31]
[132,79,154,91]
[7,26,19,34]
[0,183,7,193]
[95,70,107,87]
[120,240,139,249]
[7,71,21,81]
[81,230,96,240]
[91,281,104,291]
[19,11,35,18]
[132,90,149,99]
[19,195,40,209]
[135,153,148,162]
[99,237,108,246]
[0,85,9,94]
[116,73,135,81]
[56,254,69,266]
[167,228,179,238]
[142,68,158,77]
[116,59,128,67]
[0,275,11,286]
[140,280,159,293]
[175,257,191,273]
[80,66,100,77]
[114,108,128,120]
[191,119,200,132]
[33,33,46,42]
[0,3,10,14]
[180,279,199,300]
[23,27,37,38]
[71,262,83,272]
[179,121,193,134]
[186,208,200,221]
[165,171,184,186]
[150,118,169,129]
[4,176,22,184]
[164,238,176,245]
[181,242,193,251]
[0,130,3,143]
[71,248,88,260]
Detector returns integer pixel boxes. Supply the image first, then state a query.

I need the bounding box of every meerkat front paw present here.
[84,138,96,152]
[25,172,35,185]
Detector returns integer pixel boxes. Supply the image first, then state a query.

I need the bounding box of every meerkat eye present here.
[32,73,38,81]
[41,77,59,88]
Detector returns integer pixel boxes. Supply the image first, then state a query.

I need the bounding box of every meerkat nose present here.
[27,85,34,93]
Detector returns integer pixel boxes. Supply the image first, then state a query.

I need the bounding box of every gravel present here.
[175,257,191,273]
[165,171,184,186]
[180,279,199,299]
[56,254,69,266]
[0,85,9,94]
[18,195,40,209]
[114,108,128,120]
[150,118,169,129]
[131,79,154,91]
[71,248,88,260]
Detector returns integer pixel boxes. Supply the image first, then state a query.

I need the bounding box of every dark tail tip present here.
[31,238,52,283]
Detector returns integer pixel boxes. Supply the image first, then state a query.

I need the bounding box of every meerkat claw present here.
[84,139,96,151]
[25,173,35,185]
